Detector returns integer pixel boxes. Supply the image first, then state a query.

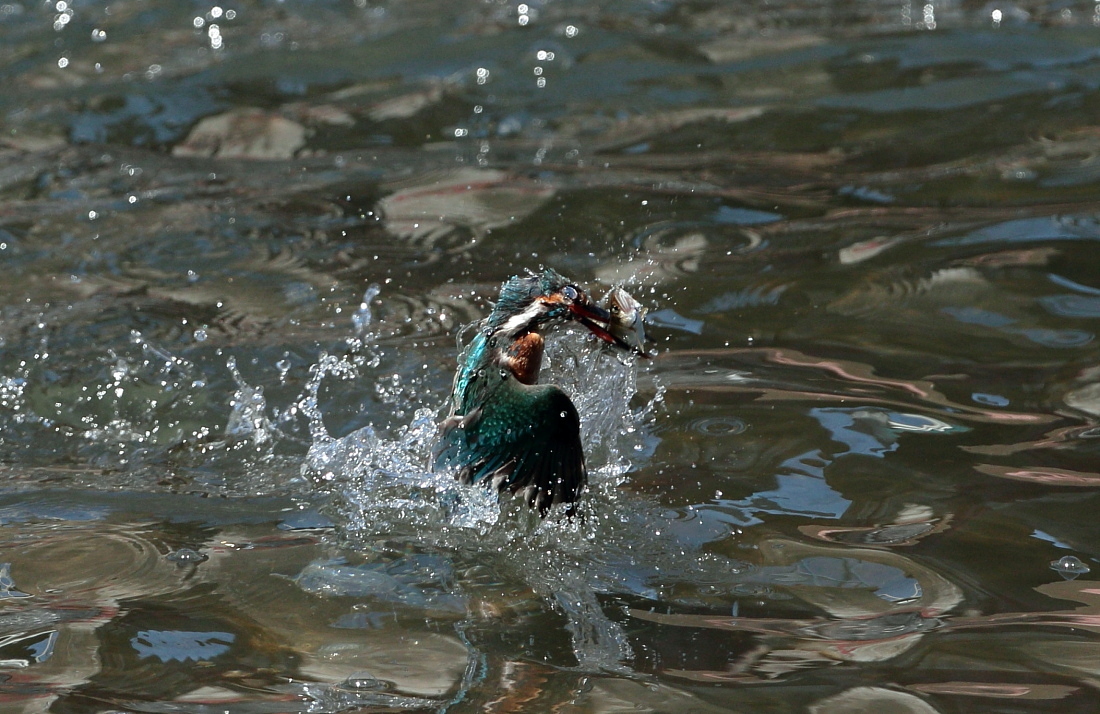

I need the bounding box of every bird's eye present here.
[561,285,579,301]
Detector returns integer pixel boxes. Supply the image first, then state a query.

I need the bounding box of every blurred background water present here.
[3,0,1100,711]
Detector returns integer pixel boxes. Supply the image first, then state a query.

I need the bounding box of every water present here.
[3,0,1100,711]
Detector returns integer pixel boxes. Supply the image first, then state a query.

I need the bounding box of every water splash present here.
[544,329,665,481]
[299,345,500,539]
[0,373,33,425]
[351,283,382,338]
[0,327,54,430]
[292,288,677,673]
[225,355,275,447]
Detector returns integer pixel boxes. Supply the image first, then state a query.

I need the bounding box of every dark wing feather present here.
[434,383,586,513]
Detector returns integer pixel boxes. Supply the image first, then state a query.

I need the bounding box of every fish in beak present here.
[569,286,651,358]
[603,286,651,358]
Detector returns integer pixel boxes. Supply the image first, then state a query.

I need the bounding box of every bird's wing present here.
[434,383,586,513]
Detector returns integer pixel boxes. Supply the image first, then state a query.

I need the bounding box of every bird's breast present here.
[502,332,544,385]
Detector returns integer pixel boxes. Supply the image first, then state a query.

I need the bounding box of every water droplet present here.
[352,284,381,334]
[1051,555,1090,580]
[342,674,386,690]
[166,548,208,566]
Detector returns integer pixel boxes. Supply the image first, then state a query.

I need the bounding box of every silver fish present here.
[603,286,651,358]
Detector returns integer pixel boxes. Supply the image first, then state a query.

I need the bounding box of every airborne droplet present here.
[1050,555,1091,580]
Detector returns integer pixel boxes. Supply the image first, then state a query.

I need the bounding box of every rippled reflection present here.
[4,0,1100,709]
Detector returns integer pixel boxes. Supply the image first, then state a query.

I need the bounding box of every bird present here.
[433,268,642,514]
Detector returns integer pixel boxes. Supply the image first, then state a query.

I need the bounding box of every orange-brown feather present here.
[504,332,544,385]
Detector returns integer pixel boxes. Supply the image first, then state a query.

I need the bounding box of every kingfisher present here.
[433,269,644,514]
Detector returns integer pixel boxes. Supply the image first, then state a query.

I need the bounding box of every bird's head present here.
[486,269,635,351]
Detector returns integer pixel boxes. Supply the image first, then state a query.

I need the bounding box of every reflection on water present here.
[3,0,1100,710]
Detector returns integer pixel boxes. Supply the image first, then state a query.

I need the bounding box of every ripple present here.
[698,283,787,313]
[376,168,554,250]
[713,205,783,226]
[595,219,763,286]
[972,392,1009,407]
[1039,294,1100,318]
[1017,327,1093,348]
[940,306,1095,348]
[689,417,747,436]
[975,464,1100,486]
[933,216,1099,247]
[885,412,962,433]
[3,523,187,602]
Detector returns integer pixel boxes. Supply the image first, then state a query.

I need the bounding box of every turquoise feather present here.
[434,270,589,513]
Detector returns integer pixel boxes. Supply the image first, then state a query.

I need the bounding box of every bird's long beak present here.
[570,300,617,341]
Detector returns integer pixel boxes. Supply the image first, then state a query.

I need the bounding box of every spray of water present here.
[292,286,669,675]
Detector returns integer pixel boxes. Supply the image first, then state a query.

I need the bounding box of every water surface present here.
[3,0,1100,711]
